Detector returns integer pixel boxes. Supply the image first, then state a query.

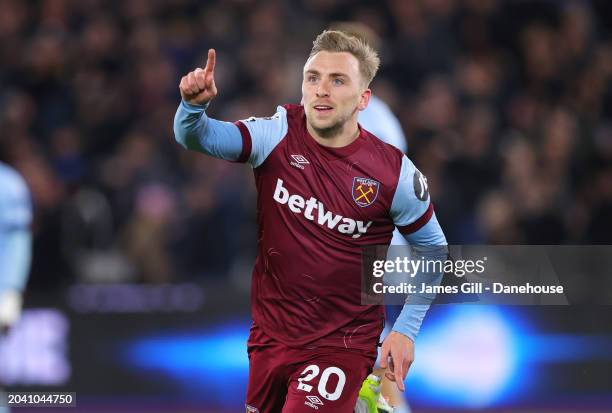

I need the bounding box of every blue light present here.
[405,306,521,408]
[120,309,612,409]
[122,309,523,408]
[522,335,612,362]
[123,320,250,406]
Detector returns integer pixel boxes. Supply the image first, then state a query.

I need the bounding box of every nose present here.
[316,80,330,98]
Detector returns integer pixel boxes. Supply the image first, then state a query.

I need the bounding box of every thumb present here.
[208,77,218,97]
[206,69,216,87]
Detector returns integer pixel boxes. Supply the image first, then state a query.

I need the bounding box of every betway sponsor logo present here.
[273,178,372,239]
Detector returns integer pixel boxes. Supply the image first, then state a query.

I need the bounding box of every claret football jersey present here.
[230,105,433,352]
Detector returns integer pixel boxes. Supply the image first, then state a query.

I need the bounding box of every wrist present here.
[181,100,210,111]
[391,327,415,343]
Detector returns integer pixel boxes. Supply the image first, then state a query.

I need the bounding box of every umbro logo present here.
[306,396,323,405]
[305,395,324,409]
[291,154,309,164]
[290,154,310,170]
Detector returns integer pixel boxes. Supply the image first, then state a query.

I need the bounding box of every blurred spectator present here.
[0,0,610,288]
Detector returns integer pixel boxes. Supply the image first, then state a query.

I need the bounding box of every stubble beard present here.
[309,105,359,140]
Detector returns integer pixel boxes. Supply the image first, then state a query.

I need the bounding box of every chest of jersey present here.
[254,126,399,244]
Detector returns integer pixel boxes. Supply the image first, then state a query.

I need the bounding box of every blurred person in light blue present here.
[360,94,407,152]
[0,162,32,413]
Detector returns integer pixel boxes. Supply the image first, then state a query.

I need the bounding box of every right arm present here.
[173,101,245,161]
[173,49,288,166]
[173,48,244,161]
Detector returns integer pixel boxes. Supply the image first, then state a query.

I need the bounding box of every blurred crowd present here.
[0,0,611,288]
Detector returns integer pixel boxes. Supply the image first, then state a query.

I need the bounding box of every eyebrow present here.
[305,69,349,78]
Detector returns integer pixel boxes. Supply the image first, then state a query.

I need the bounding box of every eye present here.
[307,75,318,83]
[333,78,344,86]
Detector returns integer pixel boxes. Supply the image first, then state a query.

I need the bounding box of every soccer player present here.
[0,161,32,413]
[174,30,446,413]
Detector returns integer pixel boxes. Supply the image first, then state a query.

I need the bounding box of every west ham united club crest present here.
[352,177,380,207]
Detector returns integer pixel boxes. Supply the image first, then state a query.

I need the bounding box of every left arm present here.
[381,155,448,391]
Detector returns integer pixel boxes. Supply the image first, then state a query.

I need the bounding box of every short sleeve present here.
[234,106,289,168]
[390,155,433,235]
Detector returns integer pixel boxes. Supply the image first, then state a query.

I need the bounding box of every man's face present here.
[302,51,370,138]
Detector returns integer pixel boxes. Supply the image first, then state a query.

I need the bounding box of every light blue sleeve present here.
[390,155,430,229]
[0,231,32,292]
[173,101,288,167]
[173,101,243,160]
[359,96,407,153]
[388,154,448,341]
[391,215,447,341]
[236,106,288,168]
[0,165,31,231]
[0,165,32,292]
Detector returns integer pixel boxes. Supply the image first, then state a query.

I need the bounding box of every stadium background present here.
[1,0,612,412]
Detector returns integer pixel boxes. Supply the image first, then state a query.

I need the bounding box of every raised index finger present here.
[204,49,216,74]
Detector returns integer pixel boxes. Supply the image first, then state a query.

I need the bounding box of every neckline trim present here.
[301,111,366,160]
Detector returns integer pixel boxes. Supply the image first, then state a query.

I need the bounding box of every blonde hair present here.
[309,30,380,86]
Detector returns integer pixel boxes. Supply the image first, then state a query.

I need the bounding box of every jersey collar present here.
[301,110,367,160]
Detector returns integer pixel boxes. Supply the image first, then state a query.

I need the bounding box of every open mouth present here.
[314,105,333,113]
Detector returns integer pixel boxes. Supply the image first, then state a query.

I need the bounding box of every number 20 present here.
[296,365,346,401]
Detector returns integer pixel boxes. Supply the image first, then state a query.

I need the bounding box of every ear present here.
[357,88,372,111]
